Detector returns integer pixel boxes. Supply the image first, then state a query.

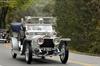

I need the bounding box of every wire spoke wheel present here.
[60,45,66,60]
[59,41,69,64]
[25,44,32,64]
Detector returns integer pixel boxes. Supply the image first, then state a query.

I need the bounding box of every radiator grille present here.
[40,39,54,48]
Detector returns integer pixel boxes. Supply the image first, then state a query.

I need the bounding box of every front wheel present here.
[25,44,32,64]
[59,41,69,64]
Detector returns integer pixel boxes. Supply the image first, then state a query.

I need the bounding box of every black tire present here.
[5,41,7,43]
[5,40,10,43]
[59,41,69,64]
[11,49,17,59]
[25,44,32,64]
[12,53,17,59]
[41,56,45,59]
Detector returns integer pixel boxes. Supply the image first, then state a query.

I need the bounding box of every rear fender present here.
[11,37,19,50]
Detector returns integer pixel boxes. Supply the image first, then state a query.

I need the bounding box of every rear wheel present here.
[11,50,17,59]
[12,53,17,58]
[11,49,17,59]
[25,44,32,64]
[59,41,69,64]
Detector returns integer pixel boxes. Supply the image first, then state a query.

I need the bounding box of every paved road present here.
[0,43,100,66]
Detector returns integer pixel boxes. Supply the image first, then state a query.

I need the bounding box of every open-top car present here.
[10,17,71,64]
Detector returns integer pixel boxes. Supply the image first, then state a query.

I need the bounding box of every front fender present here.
[60,38,71,42]
[58,38,71,50]
[21,39,32,55]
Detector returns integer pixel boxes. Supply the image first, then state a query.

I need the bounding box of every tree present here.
[0,0,39,28]
[43,0,55,16]
[54,0,98,53]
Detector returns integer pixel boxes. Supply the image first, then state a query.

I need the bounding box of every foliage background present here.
[54,0,100,54]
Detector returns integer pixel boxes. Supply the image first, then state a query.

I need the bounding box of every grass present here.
[70,49,100,57]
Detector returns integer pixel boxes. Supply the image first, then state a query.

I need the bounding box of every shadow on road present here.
[16,57,61,64]
[14,57,81,66]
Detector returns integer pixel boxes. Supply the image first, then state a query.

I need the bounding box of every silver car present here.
[11,17,71,64]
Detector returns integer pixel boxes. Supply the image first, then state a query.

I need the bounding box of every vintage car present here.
[10,17,71,64]
[0,29,7,42]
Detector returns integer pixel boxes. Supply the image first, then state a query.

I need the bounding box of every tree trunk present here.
[0,6,8,28]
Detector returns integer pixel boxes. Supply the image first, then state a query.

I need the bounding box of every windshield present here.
[24,17,55,25]
[26,25,53,32]
[28,32,51,36]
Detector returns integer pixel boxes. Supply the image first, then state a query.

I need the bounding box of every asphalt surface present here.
[0,43,100,66]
